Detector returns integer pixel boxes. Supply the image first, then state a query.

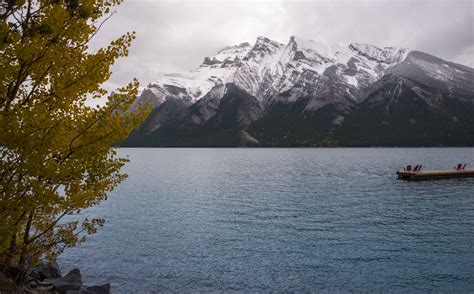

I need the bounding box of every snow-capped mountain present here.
[133,36,409,107]
[124,36,474,147]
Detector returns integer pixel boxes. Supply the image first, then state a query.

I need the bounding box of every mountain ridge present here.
[123,36,474,147]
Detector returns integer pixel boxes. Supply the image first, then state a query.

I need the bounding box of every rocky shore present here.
[0,262,110,294]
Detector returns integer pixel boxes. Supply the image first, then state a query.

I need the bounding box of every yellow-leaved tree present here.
[0,0,149,272]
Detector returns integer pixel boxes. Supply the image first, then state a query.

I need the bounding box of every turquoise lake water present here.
[59,148,474,292]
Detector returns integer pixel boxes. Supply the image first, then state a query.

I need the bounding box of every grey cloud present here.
[90,0,473,92]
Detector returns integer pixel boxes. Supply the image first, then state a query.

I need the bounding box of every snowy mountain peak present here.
[138,36,415,108]
[244,36,284,61]
[255,36,281,46]
[212,42,252,64]
[290,36,341,56]
[288,36,353,65]
[349,43,410,64]
[217,42,251,54]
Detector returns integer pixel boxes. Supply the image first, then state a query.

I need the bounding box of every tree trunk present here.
[18,212,33,270]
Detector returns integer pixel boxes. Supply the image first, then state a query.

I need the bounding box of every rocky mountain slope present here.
[123,36,474,147]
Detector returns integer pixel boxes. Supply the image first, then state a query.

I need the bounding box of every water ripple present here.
[59,148,474,293]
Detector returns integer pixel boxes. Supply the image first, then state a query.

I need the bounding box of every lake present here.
[59,148,474,293]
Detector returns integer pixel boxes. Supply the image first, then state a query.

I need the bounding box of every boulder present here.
[18,264,109,294]
[47,268,82,293]
[36,283,54,291]
[31,261,62,280]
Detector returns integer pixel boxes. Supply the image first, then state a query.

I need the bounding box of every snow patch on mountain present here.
[349,43,410,64]
[345,75,358,87]
[214,42,252,62]
[410,56,454,82]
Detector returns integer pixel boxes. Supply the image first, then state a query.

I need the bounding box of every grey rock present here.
[28,270,41,281]
[37,280,54,286]
[47,268,82,293]
[23,288,39,294]
[202,56,222,65]
[31,261,62,280]
[36,284,54,291]
[25,278,38,287]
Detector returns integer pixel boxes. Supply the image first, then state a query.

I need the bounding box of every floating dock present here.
[397,168,474,181]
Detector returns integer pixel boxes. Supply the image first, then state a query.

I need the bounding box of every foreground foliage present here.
[0,0,149,269]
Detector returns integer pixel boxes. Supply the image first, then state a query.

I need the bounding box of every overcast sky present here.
[91,0,474,91]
